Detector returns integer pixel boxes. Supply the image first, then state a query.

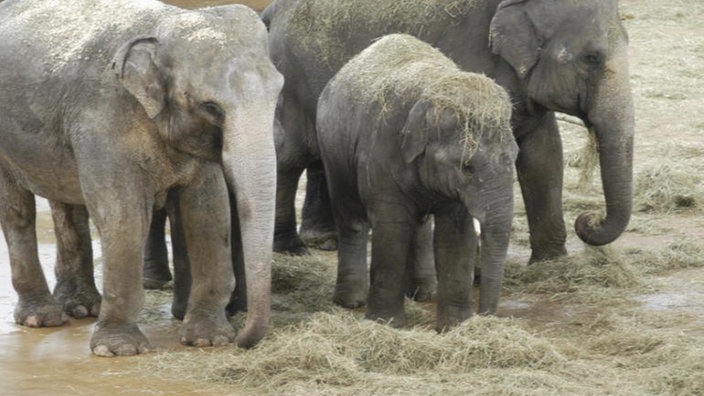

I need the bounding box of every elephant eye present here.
[580,52,604,67]
[199,101,225,124]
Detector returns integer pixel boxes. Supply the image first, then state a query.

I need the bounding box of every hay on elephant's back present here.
[334,34,513,163]
[292,0,479,42]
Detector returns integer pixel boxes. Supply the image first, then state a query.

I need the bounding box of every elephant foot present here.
[90,321,152,357]
[143,258,172,289]
[14,297,68,327]
[406,276,437,302]
[53,279,101,319]
[300,228,338,251]
[333,281,368,309]
[436,304,472,332]
[273,233,310,256]
[528,245,568,264]
[365,307,406,328]
[180,311,235,347]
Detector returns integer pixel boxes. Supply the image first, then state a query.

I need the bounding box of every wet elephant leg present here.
[143,208,172,289]
[300,164,337,251]
[50,202,101,318]
[406,218,436,302]
[517,114,568,263]
[176,166,235,347]
[0,168,66,327]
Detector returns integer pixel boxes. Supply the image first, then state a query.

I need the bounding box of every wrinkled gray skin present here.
[0,0,282,356]
[318,34,518,329]
[264,0,634,307]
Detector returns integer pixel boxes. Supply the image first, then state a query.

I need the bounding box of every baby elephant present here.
[317,34,518,331]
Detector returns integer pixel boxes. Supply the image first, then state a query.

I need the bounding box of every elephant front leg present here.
[516,114,568,263]
[176,166,235,347]
[366,208,414,327]
[88,203,152,357]
[0,170,66,328]
[433,209,476,331]
[50,202,101,319]
[332,219,369,309]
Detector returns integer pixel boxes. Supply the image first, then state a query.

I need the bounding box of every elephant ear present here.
[401,99,432,164]
[112,37,165,119]
[489,0,541,79]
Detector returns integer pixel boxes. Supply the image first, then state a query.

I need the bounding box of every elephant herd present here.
[0,0,634,357]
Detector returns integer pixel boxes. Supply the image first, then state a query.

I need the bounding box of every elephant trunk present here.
[575,40,635,246]
[477,186,514,315]
[221,101,277,348]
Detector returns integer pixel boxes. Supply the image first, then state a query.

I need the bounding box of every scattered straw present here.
[635,163,701,213]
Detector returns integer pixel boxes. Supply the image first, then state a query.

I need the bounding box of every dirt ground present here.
[1,0,703,395]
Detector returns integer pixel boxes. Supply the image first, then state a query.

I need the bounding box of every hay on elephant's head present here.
[335,33,513,164]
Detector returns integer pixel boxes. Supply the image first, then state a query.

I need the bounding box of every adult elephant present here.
[265,0,634,260]
[0,0,282,356]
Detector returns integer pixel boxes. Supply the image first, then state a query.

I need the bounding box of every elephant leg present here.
[366,206,414,327]
[166,195,190,321]
[226,189,247,316]
[50,202,101,319]
[143,208,172,289]
[332,217,369,309]
[0,168,66,327]
[406,218,436,302]
[88,197,152,357]
[300,164,337,251]
[273,165,308,255]
[516,114,568,263]
[176,165,235,347]
[433,208,476,331]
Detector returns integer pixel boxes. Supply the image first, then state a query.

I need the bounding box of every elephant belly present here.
[0,127,84,204]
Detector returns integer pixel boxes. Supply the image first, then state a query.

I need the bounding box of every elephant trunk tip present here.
[574,210,628,246]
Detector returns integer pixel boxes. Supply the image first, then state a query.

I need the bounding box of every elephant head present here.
[490,0,634,246]
[400,84,519,314]
[112,6,283,347]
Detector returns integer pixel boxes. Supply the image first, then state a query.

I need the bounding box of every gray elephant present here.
[264,0,634,285]
[0,0,282,356]
[318,34,518,329]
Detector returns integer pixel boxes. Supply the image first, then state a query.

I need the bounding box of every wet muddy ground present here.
[1,0,703,395]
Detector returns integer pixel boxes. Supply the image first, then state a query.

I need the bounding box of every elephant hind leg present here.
[143,208,172,290]
[0,169,66,327]
[51,201,101,319]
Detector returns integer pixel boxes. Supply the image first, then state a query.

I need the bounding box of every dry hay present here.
[635,163,701,213]
[138,312,566,393]
[334,33,513,164]
[504,245,641,303]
